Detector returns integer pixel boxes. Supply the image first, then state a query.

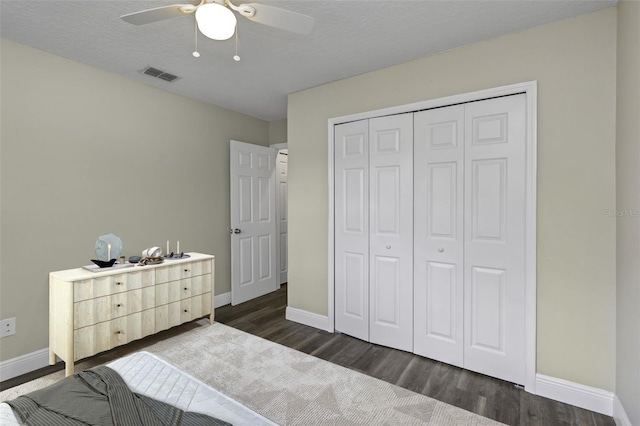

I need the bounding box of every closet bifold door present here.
[334,120,370,341]
[369,114,414,352]
[463,94,526,385]
[413,105,465,367]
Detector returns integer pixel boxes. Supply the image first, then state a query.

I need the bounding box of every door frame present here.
[327,81,538,392]
[271,142,288,287]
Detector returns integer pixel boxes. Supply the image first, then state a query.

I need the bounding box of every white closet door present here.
[413,105,465,367]
[369,114,414,352]
[463,94,526,385]
[334,120,370,341]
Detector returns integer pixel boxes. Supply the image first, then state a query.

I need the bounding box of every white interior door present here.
[334,120,370,341]
[413,105,465,367]
[276,150,288,285]
[463,95,526,385]
[369,114,414,352]
[230,140,277,305]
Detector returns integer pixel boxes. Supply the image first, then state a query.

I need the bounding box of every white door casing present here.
[413,104,465,367]
[369,114,414,352]
[230,140,278,305]
[276,150,288,285]
[463,94,526,385]
[334,120,370,341]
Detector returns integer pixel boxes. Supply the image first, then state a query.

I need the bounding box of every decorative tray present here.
[82,263,136,273]
[163,254,191,260]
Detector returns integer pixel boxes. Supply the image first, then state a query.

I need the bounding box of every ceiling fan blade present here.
[242,3,314,35]
[121,4,195,26]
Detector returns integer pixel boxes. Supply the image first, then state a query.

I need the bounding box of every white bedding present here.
[0,351,276,425]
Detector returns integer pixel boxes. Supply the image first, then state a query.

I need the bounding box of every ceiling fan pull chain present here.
[234,23,241,61]
[193,15,201,57]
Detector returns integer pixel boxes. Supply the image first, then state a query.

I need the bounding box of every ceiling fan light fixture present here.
[195,3,237,41]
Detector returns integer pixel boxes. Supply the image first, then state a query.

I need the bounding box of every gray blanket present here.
[6,366,232,426]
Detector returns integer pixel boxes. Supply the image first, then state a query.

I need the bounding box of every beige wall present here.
[616,1,640,423]
[0,39,269,361]
[288,9,617,390]
[269,119,288,145]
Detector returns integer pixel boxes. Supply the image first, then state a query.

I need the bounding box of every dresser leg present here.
[65,361,74,377]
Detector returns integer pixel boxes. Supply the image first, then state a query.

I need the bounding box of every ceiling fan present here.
[121,0,315,41]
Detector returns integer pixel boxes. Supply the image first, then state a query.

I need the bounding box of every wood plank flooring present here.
[2,284,615,426]
[215,285,615,426]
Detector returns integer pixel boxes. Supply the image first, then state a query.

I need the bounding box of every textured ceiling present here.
[1,0,616,121]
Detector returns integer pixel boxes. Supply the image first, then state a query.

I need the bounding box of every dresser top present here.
[50,252,214,281]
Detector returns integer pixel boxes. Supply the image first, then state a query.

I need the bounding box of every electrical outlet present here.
[1,317,16,337]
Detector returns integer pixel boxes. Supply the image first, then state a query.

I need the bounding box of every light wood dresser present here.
[49,252,215,376]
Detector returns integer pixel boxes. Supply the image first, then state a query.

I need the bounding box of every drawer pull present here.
[117,304,122,308]
[184,287,188,291]
[116,331,122,335]
[116,282,123,286]
[184,269,189,272]
[184,309,188,313]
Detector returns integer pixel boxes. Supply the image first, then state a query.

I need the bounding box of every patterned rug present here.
[1,323,504,425]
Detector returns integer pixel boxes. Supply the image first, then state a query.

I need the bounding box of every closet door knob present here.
[385,244,391,249]
[438,247,444,253]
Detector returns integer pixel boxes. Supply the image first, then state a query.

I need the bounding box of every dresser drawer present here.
[155,299,192,330]
[74,270,155,302]
[156,260,212,283]
[73,309,155,361]
[155,274,212,305]
[74,287,155,329]
[190,274,212,296]
[190,293,212,319]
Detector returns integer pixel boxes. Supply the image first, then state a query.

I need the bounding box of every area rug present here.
[1,323,504,425]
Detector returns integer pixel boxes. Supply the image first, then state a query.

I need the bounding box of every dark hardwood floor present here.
[214,285,615,426]
[2,284,615,426]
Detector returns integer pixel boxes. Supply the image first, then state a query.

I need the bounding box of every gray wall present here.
[0,39,269,362]
[616,1,640,424]
[287,9,617,391]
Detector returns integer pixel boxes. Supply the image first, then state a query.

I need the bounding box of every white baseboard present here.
[214,291,231,308]
[535,374,614,416]
[0,348,50,382]
[285,306,332,332]
[613,395,632,426]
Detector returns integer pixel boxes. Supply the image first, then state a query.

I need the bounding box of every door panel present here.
[464,94,526,385]
[472,159,507,241]
[374,166,401,233]
[344,252,366,318]
[426,261,457,340]
[369,114,413,352]
[335,120,370,341]
[413,105,464,367]
[470,266,505,352]
[230,140,277,305]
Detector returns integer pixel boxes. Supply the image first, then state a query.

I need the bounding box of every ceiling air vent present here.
[141,66,180,83]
